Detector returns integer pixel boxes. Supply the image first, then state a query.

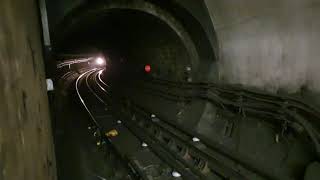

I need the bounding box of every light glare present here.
[96,57,105,65]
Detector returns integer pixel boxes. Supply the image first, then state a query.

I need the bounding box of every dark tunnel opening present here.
[60,10,195,81]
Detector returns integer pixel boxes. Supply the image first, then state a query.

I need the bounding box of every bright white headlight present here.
[95,57,105,65]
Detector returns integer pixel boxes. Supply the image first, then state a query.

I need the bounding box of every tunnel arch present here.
[53,0,218,81]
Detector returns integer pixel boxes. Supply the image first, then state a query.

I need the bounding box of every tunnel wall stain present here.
[205,0,320,93]
[0,0,57,179]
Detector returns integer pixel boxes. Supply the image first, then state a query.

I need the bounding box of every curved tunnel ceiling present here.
[50,0,218,81]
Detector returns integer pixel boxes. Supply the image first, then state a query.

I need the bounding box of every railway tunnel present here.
[2,0,320,180]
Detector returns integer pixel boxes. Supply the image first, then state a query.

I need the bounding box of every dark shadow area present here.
[56,10,194,82]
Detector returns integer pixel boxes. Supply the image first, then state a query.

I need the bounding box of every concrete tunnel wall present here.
[205,0,320,93]
[0,0,57,179]
[48,0,320,94]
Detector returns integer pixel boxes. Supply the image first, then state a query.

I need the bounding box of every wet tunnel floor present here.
[53,94,116,180]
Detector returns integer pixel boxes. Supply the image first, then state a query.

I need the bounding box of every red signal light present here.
[145,64,151,73]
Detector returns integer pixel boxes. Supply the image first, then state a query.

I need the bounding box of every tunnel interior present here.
[52,4,212,180]
[53,6,209,137]
[3,0,320,179]
[48,1,320,180]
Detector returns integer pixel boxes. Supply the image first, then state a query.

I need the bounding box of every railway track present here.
[76,69,195,180]
[73,69,320,180]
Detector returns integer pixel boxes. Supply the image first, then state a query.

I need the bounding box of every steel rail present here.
[76,69,101,128]
[85,70,108,105]
[97,69,109,87]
